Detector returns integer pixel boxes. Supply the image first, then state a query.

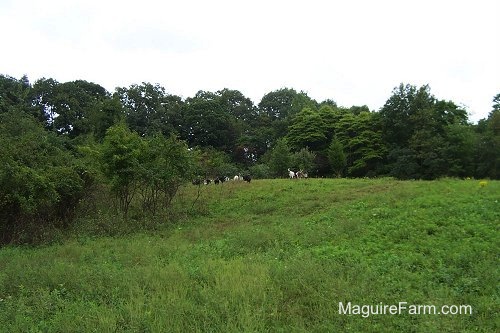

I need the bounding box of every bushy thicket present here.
[0,112,87,243]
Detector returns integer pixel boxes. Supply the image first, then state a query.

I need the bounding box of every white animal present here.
[288,168,295,179]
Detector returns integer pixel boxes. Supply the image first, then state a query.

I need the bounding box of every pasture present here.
[0,178,498,332]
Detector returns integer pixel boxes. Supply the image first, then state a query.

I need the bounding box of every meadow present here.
[0,178,498,332]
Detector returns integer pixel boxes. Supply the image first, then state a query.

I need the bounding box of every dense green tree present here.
[116,82,181,137]
[408,128,447,179]
[349,105,370,115]
[216,89,263,164]
[30,78,112,138]
[335,111,386,177]
[101,122,144,218]
[89,95,124,141]
[286,107,327,151]
[491,93,500,113]
[474,97,499,179]
[0,110,86,243]
[258,87,288,119]
[318,104,344,143]
[268,138,292,177]
[53,80,109,137]
[30,77,60,127]
[258,88,318,142]
[217,88,257,123]
[379,83,435,146]
[327,138,347,177]
[292,147,316,174]
[182,91,237,153]
[139,134,194,214]
[379,83,472,179]
[0,74,32,115]
[443,124,475,177]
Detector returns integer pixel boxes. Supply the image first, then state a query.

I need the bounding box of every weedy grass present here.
[0,178,498,332]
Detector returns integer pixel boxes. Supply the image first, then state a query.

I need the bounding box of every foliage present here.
[335,111,386,177]
[286,107,327,151]
[267,138,292,177]
[0,111,86,243]
[100,122,144,218]
[0,75,32,115]
[249,164,272,179]
[192,147,237,179]
[327,138,346,177]
[292,147,316,174]
[379,83,474,179]
[181,91,238,153]
[138,134,195,214]
[474,107,500,179]
[100,123,196,219]
[116,82,181,137]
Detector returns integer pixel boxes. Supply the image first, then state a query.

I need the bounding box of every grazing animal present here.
[204,179,211,185]
[296,170,308,179]
[243,175,251,183]
[214,176,227,184]
[192,179,202,186]
[288,168,296,179]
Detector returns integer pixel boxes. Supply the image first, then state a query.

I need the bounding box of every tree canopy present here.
[1,73,498,243]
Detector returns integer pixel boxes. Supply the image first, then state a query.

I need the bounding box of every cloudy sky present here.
[1,0,498,121]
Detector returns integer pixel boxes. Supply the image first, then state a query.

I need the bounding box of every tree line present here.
[1,74,498,243]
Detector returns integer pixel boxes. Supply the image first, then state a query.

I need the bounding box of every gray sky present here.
[1,0,498,122]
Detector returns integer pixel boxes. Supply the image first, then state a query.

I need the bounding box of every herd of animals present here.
[191,168,308,186]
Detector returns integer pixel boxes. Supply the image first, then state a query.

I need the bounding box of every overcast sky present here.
[1,0,498,122]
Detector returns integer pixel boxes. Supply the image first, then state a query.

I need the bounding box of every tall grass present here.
[0,178,498,332]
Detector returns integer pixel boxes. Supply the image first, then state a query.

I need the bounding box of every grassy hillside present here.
[0,178,498,332]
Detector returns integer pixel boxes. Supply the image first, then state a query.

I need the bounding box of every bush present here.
[0,111,87,244]
[249,164,272,179]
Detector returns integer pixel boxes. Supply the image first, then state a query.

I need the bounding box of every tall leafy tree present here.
[379,83,435,146]
[286,107,327,151]
[216,88,262,164]
[318,104,344,143]
[258,88,317,142]
[101,122,144,218]
[53,80,109,137]
[30,78,111,138]
[139,134,194,214]
[116,82,181,137]
[217,88,257,123]
[443,124,475,177]
[181,91,237,152]
[268,138,292,177]
[30,77,60,126]
[0,74,32,116]
[328,138,347,177]
[335,111,386,177]
[474,95,500,179]
[379,83,470,179]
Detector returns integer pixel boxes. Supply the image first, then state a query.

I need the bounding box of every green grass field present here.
[0,178,498,332]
